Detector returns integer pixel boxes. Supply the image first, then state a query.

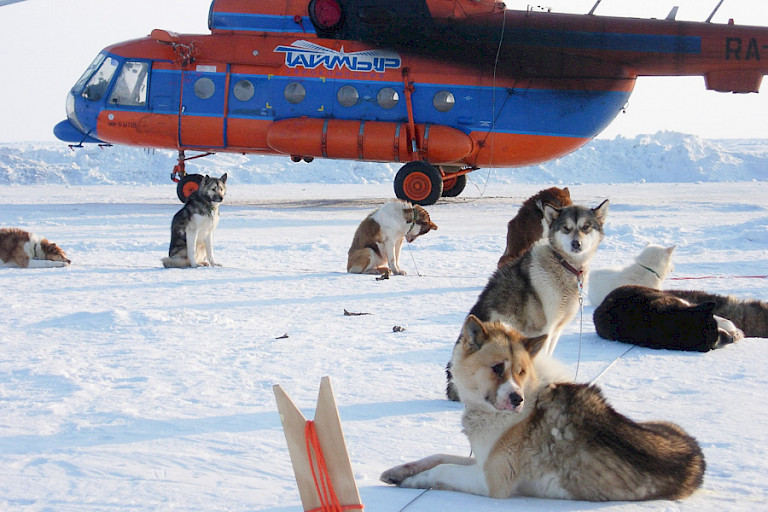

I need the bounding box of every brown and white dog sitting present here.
[0,228,71,268]
[497,186,571,268]
[347,199,437,276]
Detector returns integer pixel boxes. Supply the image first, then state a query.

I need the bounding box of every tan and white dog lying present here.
[383,316,705,502]
[347,199,437,276]
[0,228,71,268]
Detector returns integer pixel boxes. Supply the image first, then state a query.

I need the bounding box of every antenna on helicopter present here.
[706,0,726,22]
[588,0,603,15]
[666,6,679,20]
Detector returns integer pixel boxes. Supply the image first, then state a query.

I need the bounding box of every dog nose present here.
[571,239,581,251]
[509,392,523,409]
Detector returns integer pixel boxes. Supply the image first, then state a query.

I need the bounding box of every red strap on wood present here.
[305,420,364,512]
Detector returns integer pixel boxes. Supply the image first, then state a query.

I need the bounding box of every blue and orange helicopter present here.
[11,0,768,204]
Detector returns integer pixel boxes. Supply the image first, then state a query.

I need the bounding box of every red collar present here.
[553,250,584,281]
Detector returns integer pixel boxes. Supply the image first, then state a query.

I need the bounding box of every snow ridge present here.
[1,131,766,186]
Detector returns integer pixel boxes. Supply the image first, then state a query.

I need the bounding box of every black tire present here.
[441,173,467,197]
[176,174,204,203]
[393,161,443,206]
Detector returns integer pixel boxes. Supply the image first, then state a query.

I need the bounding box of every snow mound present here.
[1,131,766,186]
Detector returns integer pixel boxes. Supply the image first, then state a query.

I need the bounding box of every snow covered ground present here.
[0,135,767,511]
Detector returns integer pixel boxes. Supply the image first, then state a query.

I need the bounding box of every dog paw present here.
[380,463,420,486]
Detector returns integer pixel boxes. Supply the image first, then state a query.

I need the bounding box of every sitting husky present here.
[162,173,227,268]
[383,316,706,501]
[347,199,437,276]
[446,199,608,400]
[593,285,744,351]
[0,228,71,268]
[497,186,571,268]
[588,243,676,306]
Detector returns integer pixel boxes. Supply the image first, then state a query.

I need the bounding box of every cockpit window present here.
[74,53,106,93]
[81,57,119,102]
[109,61,149,107]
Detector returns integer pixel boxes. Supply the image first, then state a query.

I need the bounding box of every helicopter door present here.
[179,67,227,148]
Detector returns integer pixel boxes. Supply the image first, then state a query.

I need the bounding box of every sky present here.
[0,0,767,142]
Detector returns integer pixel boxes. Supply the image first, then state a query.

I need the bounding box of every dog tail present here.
[162,257,191,268]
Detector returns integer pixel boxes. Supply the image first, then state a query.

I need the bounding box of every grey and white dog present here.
[162,174,227,268]
[447,199,609,400]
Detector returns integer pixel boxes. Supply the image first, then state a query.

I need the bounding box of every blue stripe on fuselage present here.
[246,76,632,139]
[507,27,700,55]
[210,13,316,34]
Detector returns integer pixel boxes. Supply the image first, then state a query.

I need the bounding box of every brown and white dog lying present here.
[497,186,572,268]
[0,228,71,268]
[383,315,705,502]
[347,199,437,276]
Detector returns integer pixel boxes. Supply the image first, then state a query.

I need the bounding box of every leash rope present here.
[403,240,422,277]
[574,277,584,382]
[589,345,636,385]
[397,488,430,512]
[670,275,768,280]
[304,420,364,512]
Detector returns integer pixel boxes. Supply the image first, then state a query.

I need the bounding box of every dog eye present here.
[491,363,505,377]
[581,223,592,233]
[518,368,526,377]
[562,227,572,234]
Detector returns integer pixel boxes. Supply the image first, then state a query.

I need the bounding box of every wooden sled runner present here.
[273,376,364,512]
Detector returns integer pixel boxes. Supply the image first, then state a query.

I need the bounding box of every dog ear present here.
[542,203,560,225]
[592,199,610,224]
[220,173,228,183]
[667,245,676,254]
[462,315,487,352]
[523,334,548,358]
[562,186,570,199]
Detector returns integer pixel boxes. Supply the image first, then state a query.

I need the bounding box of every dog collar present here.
[405,208,418,240]
[638,263,661,279]
[553,250,584,281]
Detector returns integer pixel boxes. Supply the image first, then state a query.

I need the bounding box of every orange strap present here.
[305,420,364,512]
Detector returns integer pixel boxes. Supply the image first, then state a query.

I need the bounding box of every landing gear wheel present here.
[176,174,204,203]
[394,161,443,206]
[441,173,467,198]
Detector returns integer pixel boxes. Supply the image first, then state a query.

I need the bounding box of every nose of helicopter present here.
[53,119,103,143]
[53,90,104,144]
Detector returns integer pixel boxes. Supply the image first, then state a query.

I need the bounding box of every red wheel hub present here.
[181,181,199,199]
[402,172,432,202]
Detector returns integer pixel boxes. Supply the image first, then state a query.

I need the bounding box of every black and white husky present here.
[384,316,706,501]
[446,200,609,400]
[593,285,764,351]
[162,174,227,268]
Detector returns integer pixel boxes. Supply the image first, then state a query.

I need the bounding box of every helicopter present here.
[32,0,768,204]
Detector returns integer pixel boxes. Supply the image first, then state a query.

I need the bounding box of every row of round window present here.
[284,82,456,113]
[195,77,456,113]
